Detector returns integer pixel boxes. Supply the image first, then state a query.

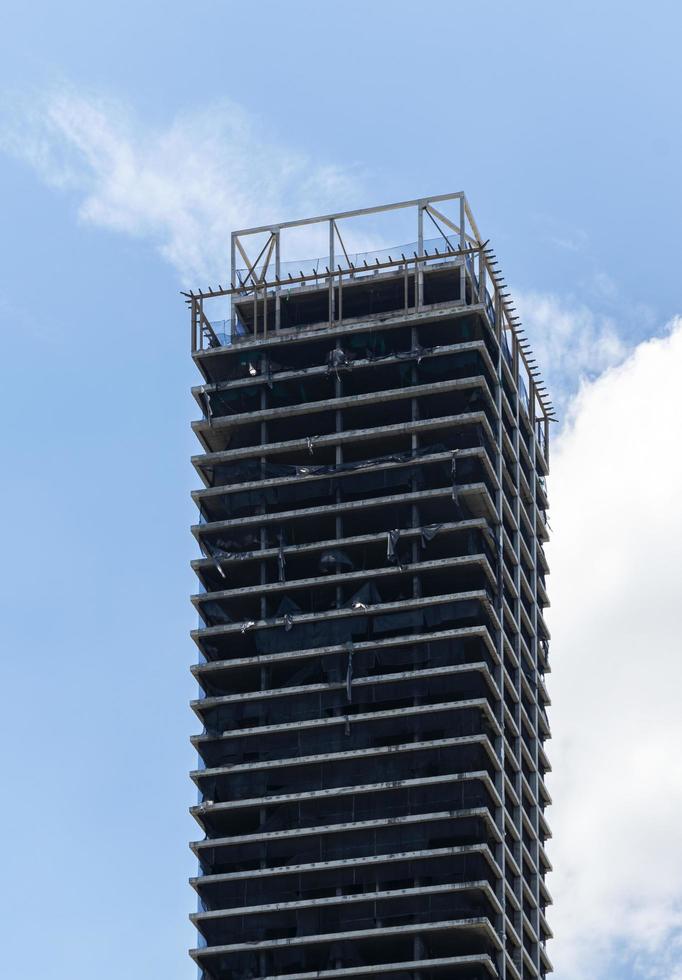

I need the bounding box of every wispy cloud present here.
[516,289,628,414]
[0,88,362,283]
[549,232,588,253]
[548,315,682,978]
[530,212,588,255]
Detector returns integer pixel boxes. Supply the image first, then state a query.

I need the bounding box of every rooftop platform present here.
[183,192,555,424]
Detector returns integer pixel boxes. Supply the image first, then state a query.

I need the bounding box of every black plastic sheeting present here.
[197,632,496,708]
[208,465,426,519]
[198,741,493,809]
[197,849,496,915]
[199,924,496,980]
[208,704,487,769]
[201,532,260,557]
[199,347,491,420]
[319,550,354,573]
[198,871,493,946]
[199,446,494,528]
[200,771,494,841]
[386,529,402,567]
[250,596,487,656]
[203,672,492,739]
[197,523,497,626]
[208,442,449,487]
[202,419,494,485]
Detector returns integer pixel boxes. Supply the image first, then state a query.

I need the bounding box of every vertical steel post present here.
[459,195,466,304]
[416,203,424,309]
[230,234,237,340]
[275,229,281,332]
[329,218,335,325]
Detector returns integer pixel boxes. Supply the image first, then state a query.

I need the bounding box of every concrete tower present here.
[188,194,553,980]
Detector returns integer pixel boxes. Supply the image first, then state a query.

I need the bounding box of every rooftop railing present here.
[186,194,556,430]
[234,234,467,289]
[210,239,486,346]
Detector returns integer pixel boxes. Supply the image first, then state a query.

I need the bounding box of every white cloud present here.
[0,89,363,283]
[516,290,628,414]
[547,316,682,977]
[592,270,618,300]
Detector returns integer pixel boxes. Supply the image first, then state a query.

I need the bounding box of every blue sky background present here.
[1,2,681,978]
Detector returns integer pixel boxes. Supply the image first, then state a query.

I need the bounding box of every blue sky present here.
[1,2,681,977]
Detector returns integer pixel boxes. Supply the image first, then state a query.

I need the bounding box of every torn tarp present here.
[276,596,302,620]
[251,592,491,656]
[199,538,227,577]
[451,449,459,505]
[342,466,423,499]
[199,388,213,425]
[275,598,299,635]
[345,641,354,702]
[211,443,450,487]
[254,616,365,655]
[418,349,480,379]
[201,384,260,420]
[396,343,431,364]
[386,529,403,567]
[326,348,352,379]
[201,601,233,626]
[212,458,283,485]
[277,537,286,583]
[256,584,381,655]
[373,597,483,636]
[201,538,256,564]
[212,530,261,552]
[373,606,425,635]
[345,581,382,610]
[420,523,443,547]
[319,550,354,574]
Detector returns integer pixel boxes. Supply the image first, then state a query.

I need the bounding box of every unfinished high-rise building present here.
[187,194,553,980]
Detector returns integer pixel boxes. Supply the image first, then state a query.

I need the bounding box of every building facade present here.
[188,194,553,980]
